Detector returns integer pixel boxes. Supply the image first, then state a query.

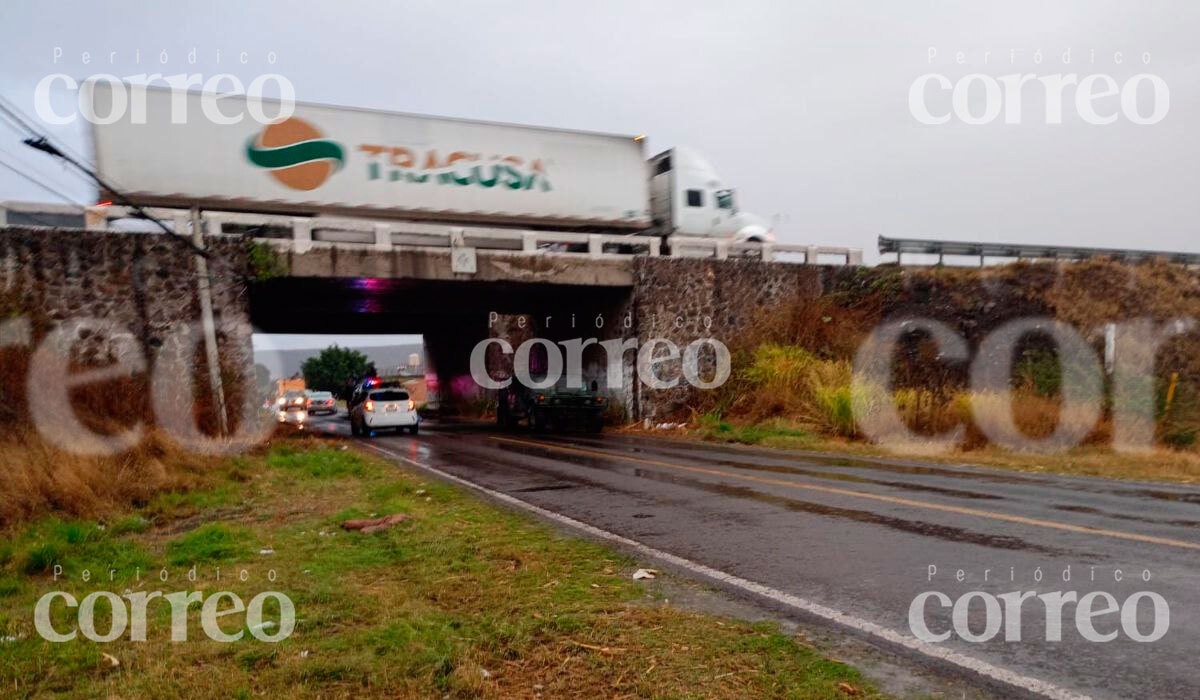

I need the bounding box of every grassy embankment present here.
[687,339,1200,483]
[0,435,887,699]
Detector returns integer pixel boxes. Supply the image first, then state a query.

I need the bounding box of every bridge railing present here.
[0,201,862,265]
[666,236,864,265]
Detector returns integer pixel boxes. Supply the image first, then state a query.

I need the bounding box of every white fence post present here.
[522,232,538,253]
[373,223,391,251]
[588,234,602,257]
[84,207,107,230]
[204,213,224,238]
[648,237,661,256]
[293,219,313,254]
[847,248,864,265]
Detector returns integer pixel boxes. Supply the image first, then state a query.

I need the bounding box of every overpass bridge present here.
[0,200,858,420]
[0,200,863,278]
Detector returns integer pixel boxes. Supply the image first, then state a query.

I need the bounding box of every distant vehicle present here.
[273,377,305,402]
[277,391,308,426]
[305,390,336,415]
[498,381,605,433]
[349,387,419,437]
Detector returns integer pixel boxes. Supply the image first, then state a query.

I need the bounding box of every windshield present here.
[715,189,735,210]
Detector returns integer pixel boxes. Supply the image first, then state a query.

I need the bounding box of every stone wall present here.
[630,257,825,420]
[0,226,251,351]
[0,226,252,428]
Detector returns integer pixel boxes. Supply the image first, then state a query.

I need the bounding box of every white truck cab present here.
[648,147,774,243]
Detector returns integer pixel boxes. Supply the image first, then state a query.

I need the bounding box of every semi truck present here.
[87,83,774,243]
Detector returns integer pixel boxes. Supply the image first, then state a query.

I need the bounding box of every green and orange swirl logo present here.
[246,117,345,191]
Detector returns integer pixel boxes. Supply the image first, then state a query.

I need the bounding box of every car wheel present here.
[350,418,360,437]
[409,424,419,435]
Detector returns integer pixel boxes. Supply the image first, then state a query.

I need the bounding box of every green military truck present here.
[497,382,606,433]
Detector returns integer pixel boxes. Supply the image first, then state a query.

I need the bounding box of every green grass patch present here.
[166,523,253,565]
[12,518,154,579]
[267,446,366,479]
[699,412,818,447]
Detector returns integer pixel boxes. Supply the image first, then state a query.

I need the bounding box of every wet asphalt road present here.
[306,413,1200,700]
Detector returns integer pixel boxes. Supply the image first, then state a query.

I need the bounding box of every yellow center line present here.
[491,436,1200,552]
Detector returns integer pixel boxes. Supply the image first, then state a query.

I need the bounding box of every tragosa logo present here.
[245,117,345,191]
[358,144,552,192]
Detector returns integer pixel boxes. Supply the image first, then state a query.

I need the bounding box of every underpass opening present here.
[249,276,638,420]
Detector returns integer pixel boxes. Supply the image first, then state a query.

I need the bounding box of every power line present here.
[0,98,38,138]
[0,95,101,196]
[0,109,31,141]
[0,94,95,169]
[0,130,96,194]
[22,135,209,259]
[0,92,255,285]
[0,155,82,207]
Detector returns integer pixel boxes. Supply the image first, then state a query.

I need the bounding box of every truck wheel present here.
[532,410,546,433]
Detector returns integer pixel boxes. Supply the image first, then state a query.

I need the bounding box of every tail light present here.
[364,400,375,412]
[407,399,415,411]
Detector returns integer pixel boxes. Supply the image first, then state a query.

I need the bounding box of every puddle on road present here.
[430,436,1121,557]
[510,483,579,493]
[627,468,1068,555]
[1054,502,1200,527]
[481,440,1069,555]
[1129,490,1200,505]
[553,435,1200,503]
[528,437,1005,501]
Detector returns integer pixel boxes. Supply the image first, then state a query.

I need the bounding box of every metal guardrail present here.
[879,235,1200,266]
[0,201,862,265]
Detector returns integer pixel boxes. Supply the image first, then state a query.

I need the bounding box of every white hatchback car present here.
[349,387,419,436]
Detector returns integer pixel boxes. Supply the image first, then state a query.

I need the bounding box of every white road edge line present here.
[363,442,1090,700]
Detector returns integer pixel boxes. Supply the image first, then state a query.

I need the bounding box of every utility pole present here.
[191,206,229,435]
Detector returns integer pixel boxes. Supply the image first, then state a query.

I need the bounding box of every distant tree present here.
[301,345,371,397]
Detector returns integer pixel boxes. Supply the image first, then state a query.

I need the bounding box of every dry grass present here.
[725,344,856,436]
[0,431,229,529]
[0,312,256,528]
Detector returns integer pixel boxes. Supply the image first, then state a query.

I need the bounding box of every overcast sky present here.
[1,0,1196,272]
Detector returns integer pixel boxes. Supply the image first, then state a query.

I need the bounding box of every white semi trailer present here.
[87,83,772,243]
